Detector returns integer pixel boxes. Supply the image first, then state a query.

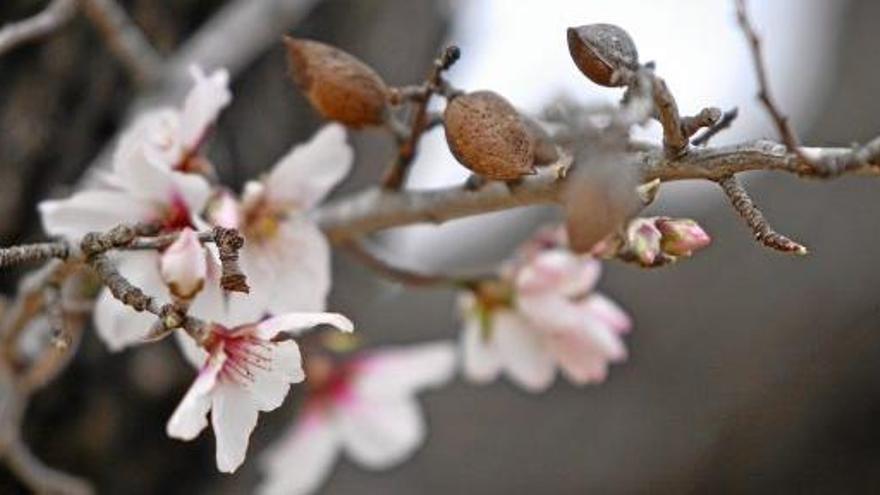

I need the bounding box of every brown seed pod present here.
[567,24,639,87]
[443,91,536,180]
[284,36,389,128]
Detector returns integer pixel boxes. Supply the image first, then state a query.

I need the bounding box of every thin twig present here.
[718,175,807,254]
[82,0,164,86]
[0,0,77,57]
[692,107,739,146]
[735,0,801,152]
[0,242,69,268]
[382,46,461,190]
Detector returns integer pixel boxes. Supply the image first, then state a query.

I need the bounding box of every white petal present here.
[247,341,304,412]
[166,351,224,440]
[258,412,341,495]
[254,312,353,340]
[174,331,209,369]
[339,396,425,470]
[493,311,556,392]
[355,342,457,399]
[39,190,155,240]
[211,383,260,473]
[180,66,231,150]
[265,124,353,209]
[265,218,331,314]
[189,255,268,325]
[460,317,502,385]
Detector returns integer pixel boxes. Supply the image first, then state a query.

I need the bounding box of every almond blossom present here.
[204,124,353,313]
[459,247,631,392]
[160,227,208,302]
[258,342,456,495]
[37,69,230,351]
[168,312,355,474]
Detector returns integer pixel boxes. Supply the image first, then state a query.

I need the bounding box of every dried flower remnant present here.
[567,24,640,87]
[284,37,389,128]
[443,90,537,180]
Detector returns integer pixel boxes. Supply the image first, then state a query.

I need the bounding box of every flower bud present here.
[567,24,639,87]
[160,228,207,301]
[656,217,711,256]
[284,37,389,128]
[443,91,536,180]
[625,218,662,266]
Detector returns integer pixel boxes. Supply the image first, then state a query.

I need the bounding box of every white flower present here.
[115,66,231,174]
[205,124,353,313]
[167,312,355,474]
[460,249,631,392]
[258,342,456,495]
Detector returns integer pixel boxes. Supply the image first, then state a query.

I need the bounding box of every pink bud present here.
[160,228,207,300]
[656,217,711,256]
[625,218,662,266]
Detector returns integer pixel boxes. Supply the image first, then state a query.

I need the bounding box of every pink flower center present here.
[303,355,356,410]
[159,194,194,233]
[209,331,273,385]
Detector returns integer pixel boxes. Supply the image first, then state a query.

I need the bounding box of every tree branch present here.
[82,0,163,86]
[0,0,77,57]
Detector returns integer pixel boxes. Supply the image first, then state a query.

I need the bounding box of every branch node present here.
[212,227,249,293]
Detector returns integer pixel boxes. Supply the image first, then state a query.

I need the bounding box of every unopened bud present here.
[567,24,639,87]
[443,91,536,180]
[284,37,389,128]
[160,228,207,301]
[656,217,711,256]
[626,218,663,266]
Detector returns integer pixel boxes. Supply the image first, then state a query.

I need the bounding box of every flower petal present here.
[515,249,601,298]
[584,293,632,334]
[211,383,260,473]
[338,396,425,470]
[248,341,305,412]
[180,66,231,150]
[355,342,457,398]
[265,218,331,314]
[254,312,353,340]
[174,332,209,369]
[265,124,353,209]
[258,411,341,495]
[39,190,155,240]
[460,317,502,384]
[166,351,225,440]
[493,311,556,392]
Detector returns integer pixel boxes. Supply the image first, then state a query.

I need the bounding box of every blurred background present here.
[1,0,880,493]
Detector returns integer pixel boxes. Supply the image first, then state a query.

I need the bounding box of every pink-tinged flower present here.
[204,124,353,313]
[167,312,355,474]
[258,342,456,495]
[460,249,631,392]
[625,218,663,266]
[160,228,208,301]
[655,217,711,256]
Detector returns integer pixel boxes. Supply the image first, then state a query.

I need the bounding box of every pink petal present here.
[355,342,457,398]
[515,250,601,298]
[492,311,556,392]
[338,396,425,470]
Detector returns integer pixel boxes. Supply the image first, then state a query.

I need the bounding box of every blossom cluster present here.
[36,65,710,493]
